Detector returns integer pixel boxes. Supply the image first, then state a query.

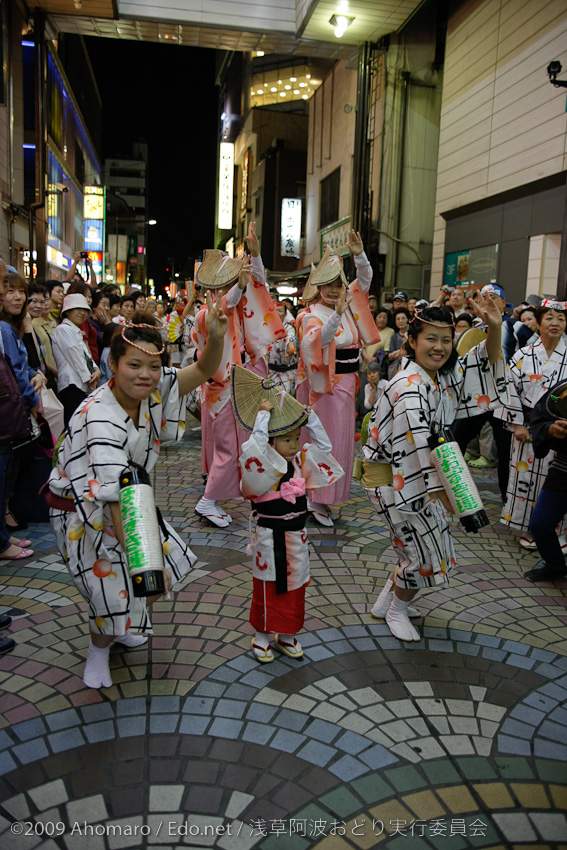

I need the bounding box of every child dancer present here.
[232,366,343,662]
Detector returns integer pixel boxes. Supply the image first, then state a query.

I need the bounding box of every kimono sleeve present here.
[239,437,287,499]
[365,378,443,510]
[77,404,130,506]
[493,348,525,425]
[390,384,443,508]
[301,314,335,397]
[156,367,185,442]
[454,339,507,419]
[298,444,344,490]
[193,305,208,350]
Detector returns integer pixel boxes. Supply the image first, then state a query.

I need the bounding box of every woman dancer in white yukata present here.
[47,296,228,688]
[363,296,506,641]
[496,300,567,549]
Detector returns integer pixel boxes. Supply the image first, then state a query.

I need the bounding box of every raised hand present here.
[259,398,274,412]
[205,289,229,339]
[347,230,364,256]
[238,258,252,290]
[246,222,260,257]
[470,291,500,328]
[335,285,352,316]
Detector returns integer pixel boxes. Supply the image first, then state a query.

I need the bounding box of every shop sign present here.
[281,198,302,259]
[218,143,234,230]
[87,251,102,277]
[83,186,106,274]
[319,216,351,258]
[241,151,249,215]
[46,245,71,271]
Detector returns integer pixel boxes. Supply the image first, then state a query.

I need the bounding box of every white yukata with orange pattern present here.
[363,342,506,589]
[496,337,567,531]
[48,368,196,636]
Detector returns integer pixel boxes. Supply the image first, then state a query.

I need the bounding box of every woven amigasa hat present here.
[231,365,308,436]
[196,249,246,289]
[301,245,348,303]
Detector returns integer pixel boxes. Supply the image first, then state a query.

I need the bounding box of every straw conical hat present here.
[301,262,319,303]
[231,365,308,436]
[196,249,246,289]
[455,326,487,356]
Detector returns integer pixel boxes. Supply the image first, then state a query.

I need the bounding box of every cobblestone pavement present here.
[0,422,566,850]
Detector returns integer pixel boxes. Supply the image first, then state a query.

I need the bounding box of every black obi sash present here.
[335,347,360,374]
[251,463,307,595]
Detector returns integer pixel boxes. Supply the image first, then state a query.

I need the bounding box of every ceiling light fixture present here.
[329,14,354,38]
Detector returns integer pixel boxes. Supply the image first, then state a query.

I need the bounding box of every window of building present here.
[320,168,340,230]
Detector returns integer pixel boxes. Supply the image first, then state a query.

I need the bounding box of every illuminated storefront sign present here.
[281,198,302,259]
[218,143,234,230]
[87,251,103,277]
[46,245,71,271]
[84,218,103,250]
[83,185,106,275]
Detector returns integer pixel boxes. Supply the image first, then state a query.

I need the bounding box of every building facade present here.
[0,4,101,280]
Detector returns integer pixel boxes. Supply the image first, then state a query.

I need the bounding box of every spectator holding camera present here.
[66,251,98,287]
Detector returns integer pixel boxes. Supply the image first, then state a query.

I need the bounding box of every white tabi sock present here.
[386,596,421,642]
[371,579,420,618]
[83,642,112,689]
[114,633,148,648]
[251,632,273,662]
[195,498,231,527]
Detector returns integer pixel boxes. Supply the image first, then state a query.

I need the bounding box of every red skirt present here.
[249,577,307,635]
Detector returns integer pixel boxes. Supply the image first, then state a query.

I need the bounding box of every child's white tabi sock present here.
[83,642,112,689]
[251,632,274,662]
[386,595,421,642]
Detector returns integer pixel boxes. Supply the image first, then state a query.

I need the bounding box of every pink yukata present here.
[194,256,285,501]
[301,252,378,505]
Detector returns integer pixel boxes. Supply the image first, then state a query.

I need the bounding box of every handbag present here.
[39,386,65,441]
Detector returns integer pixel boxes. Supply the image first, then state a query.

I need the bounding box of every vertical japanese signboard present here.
[218,143,234,230]
[281,198,302,259]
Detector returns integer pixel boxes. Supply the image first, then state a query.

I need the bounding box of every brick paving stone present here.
[493,812,537,842]
[269,729,305,754]
[327,754,367,782]
[0,436,566,842]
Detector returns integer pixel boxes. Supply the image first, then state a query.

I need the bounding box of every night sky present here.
[86,37,219,289]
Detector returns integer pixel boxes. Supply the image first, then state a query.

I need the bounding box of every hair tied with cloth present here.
[541,299,567,311]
